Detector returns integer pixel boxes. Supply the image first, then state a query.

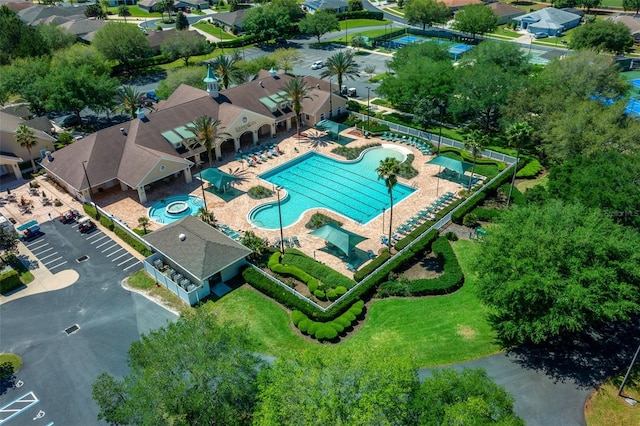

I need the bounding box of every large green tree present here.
[580,0,602,13]
[0,5,47,65]
[36,23,76,52]
[376,157,401,250]
[452,4,498,38]
[623,0,640,14]
[161,31,212,66]
[404,0,450,30]
[570,20,633,54]
[187,115,230,166]
[243,4,291,40]
[15,124,38,172]
[548,152,640,230]
[271,0,305,22]
[474,201,640,346]
[282,76,314,135]
[92,311,264,425]
[298,10,340,43]
[156,66,208,98]
[175,10,189,30]
[254,350,418,425]
[319,50,361,92]
[92,22,150,73]
[409,369,524,425]
[271,48,301,74]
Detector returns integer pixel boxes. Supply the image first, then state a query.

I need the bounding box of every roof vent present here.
[120,128,127,136]
[259,81,264,88]
[46,151,53,162]
[269,67,277,77]
[179,233,186,241]
[136,107,145,120]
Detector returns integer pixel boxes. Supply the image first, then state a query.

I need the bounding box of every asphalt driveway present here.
[0,221,176,426]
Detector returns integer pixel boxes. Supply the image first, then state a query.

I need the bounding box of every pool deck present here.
[2,128,470,277]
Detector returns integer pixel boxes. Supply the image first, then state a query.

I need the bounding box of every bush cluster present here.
[451,169,513,224]
[499,183,526,206]
[305,213,343,230]
[472,207,503,222]
[83,203,98,219]
[100,215,115,231]
[0,269,21,294]
[405,237,463,295]
[516,159,542,178]
[291,300,365,341]
[270,250,355,293]
[248,186,273,199]
[439,147,506,170]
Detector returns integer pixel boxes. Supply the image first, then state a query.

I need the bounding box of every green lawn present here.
[200,240,500,367]
[107,5,161,17]
[492,25,522,39]
[193,22,237,40]
[339,19,392,31]
[517,175,548,193]
[0,353,22,374]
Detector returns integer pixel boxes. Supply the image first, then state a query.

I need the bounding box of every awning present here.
[194,167,239,191]
[426,155,473,175]
[309,223,367,257]
[315,119,350,136]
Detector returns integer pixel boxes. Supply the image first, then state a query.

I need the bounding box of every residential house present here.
[208,9,248,34]
[612,15,640,42]
[513,7,581,36]
[0,110,56,179]
[487,2,524,25]
[302,0,348,14]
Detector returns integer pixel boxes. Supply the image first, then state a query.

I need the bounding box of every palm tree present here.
[320,51,361,93]
[15,124,38,173]
[197,207,215,224]
[506,121,533,206]
[464,129,488,191]
[187,115,230,167]
[282,76,314,136]
[209,54,244,90]
[376,157,401,251]
[137,217,150,234]
[117,86,143,119]
[118,5,131,23]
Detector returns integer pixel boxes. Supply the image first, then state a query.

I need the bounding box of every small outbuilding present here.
[513,7,581,36]
[143,215,252,305]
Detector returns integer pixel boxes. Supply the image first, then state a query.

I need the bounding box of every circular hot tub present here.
[166,201,189,215]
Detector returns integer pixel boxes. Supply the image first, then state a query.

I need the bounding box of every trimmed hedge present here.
[0,270,22,294]
[405,237,463,295]
[472,207,503,222]
[100,215,115,231]
[268,251,321,292]
[516,159,542,178]
[439,147,506,170]
[291,300,365,341]
[114,227,152,257]
[336,11,383,20]
[451,168,514,224]
[274,249,355,290]
[83,203,98,219]
[353,248,391,282]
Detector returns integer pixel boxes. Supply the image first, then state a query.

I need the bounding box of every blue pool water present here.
[148,194,204,224]
[249,147,416,229]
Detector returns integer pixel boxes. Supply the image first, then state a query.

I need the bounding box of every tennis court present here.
[448,44,473,60]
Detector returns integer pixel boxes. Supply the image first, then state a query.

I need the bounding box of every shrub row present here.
[83,203,98,219]
[451,169,513,224]
[291,300,365,341]
[471,207,503,222]
[353,248,391,282]
[100,215,115,231]
[114,227,152,257]
[405,237,463,295]
[268,251,320,291]
[276,249,355,290]
[336,11,383,20]
[439,147,506,170]
[516,158,542,178]
[0,269,21,294]
[217,33,263,49]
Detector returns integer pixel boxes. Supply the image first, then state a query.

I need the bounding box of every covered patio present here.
[427,155,474,185]
[194,167,241,193]
[310,223,369,271]
[314,119,354,146]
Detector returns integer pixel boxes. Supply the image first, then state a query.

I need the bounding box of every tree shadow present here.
[506,320,640,389]
[0,362,16,396]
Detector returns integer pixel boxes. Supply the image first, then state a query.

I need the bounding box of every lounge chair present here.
[380,132,389,140]
[367,250,376,259]
[292,236,301,247]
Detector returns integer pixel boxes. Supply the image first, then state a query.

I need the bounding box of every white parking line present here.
[33,247,53,256]
[38,252,60,261]
[106,248,125,257]
[101,243,118,253]
[47,261,67,270]
[111,252,129,262]
[42,256,63,266]
[123,261,141,271]
[85,232,103,241]
[95,240,112,249]
[90,235,108,245]
[26,241,48,250]
[0,390,39,424]
[117,256,136,266]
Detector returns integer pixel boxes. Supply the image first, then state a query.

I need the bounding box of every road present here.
[0,220,176,426]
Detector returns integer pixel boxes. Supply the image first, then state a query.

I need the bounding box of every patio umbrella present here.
[426,155,473,175]
[309,223,368,257]
[194,167,240,193]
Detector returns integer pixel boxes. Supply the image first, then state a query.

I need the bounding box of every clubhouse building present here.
[41,68,346,203]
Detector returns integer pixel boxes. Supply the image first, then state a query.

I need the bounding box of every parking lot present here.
[23,219,140,275]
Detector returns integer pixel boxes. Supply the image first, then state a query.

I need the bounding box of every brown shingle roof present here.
[488,2,524,16]
[144,215,252,281]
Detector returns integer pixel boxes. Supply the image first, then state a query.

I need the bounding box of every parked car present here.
[146,91,159,102]
[59,209,80,224]
[53,114,81,128]
[533,32,548,39]
[22,225,42,242]
[78,216,96,233]
[311,61,324,70]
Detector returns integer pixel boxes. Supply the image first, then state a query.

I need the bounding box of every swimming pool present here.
[249,146,416,229]
[148,195,204,224]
